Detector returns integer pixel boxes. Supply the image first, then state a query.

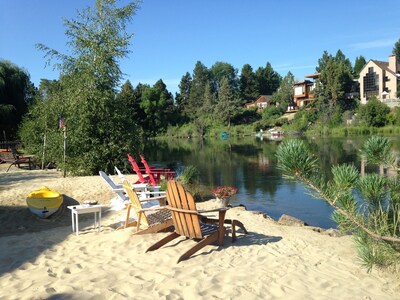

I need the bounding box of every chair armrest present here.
[139,195,167,206]
[139,191,166,195]
[139,195,166,201]
[198,208,229,213]
[137,206,169,213]
[132,183,148,189]
[166,206,200,215]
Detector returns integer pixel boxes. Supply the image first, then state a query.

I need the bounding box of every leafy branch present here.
[276,138,400,271]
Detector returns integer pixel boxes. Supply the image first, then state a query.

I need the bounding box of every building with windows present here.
[245,95,272,111]
[287,73,319,112]
[359,55,399,104]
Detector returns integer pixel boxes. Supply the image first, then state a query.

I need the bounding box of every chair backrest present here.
[11,147,20,159]
[99,171,127,201]
[127,154,149,184]
[166,180,202,239]
[139,154,157,186]
[114,166,126,183]
[99,171,119,189]
[140,155,150,171]
[123,180,149,226]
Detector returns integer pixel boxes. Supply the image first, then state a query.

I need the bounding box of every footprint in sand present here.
[47,268,57,278]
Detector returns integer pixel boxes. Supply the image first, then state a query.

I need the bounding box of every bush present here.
[177,165,200,185]
[357,97,390,127]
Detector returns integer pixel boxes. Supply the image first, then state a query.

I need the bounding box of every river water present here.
[141,135,400,229]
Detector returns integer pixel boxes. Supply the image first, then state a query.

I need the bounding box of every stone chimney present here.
[388,55,398,73]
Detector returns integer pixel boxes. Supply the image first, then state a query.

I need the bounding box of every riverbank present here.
[0,165,399,299]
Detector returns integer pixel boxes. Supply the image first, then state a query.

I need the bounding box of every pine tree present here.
[175,72,192,121]
[239,64,258,104]
[255,62,281,96]
[215,77,236,126]
[270,71,295,110]
[393,38,400,63]
[276,137,400,272]
[353,55,367,77]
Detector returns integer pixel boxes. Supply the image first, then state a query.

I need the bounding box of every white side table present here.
[67,204,107,235]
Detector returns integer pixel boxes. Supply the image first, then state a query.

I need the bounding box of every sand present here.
[0,164,399,300]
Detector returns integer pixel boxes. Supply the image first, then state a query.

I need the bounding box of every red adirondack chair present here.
[127,154,152,185]
[140,154,175,180]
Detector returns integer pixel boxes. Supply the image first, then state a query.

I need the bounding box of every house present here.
[245,95,272,111]
[359,55,400,104]
[288,73,319,112]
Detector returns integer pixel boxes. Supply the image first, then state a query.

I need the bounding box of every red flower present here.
[212,185,238,198]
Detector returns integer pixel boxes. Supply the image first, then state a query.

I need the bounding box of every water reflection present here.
[143,136,399,229]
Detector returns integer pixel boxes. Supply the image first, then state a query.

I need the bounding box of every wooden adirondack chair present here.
[118,180,173,234]
[140,154,175,181]
[146,180,228,263]
[5,147,34,172]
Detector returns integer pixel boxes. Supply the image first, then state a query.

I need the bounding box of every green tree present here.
[334,49,352,71]
[210,61,238,94]
[393,38,400,63]
[276,137,400,272]
[175,72,192,122]
[116,80,142,122]
[353,55,367,77]
[316,50,333,73]
[393,38,400,97]
[21,0,142,175]
[357,96,390,127]
[255,62,281,96]
[140,79,175,137]
[0,60,36,139]
[201,82,215,119]
[154,79,176,126]
[239,64,258,105]
[215,77,237,126]
[195,82,215,136]
[315,51,354,124]
[188,61,209,120]
[270,71,295,110]
[132,82,148,127]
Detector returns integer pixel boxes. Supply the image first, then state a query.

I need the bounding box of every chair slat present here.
[147,180,231,263]
[123,180,149,227]
[167,181,186,236]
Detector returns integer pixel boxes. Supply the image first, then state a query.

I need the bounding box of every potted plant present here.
[212,185,238,208]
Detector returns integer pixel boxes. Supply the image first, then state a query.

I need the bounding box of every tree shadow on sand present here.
[0,195,119,277]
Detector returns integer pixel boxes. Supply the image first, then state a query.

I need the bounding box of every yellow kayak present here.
[26,186,63,218]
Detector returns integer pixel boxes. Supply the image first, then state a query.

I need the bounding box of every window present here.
[363,67,379,99]
[294,86,304,96]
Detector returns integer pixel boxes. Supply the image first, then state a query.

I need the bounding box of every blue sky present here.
[1,0,399,96]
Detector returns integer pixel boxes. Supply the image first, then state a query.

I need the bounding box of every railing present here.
[382,98,400,103]
[382,98,400,108]
[0,141,21,151]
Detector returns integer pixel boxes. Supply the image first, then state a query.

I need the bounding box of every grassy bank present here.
[306,125,400,137]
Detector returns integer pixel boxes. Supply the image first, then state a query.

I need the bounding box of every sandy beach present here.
[0,164,399,300]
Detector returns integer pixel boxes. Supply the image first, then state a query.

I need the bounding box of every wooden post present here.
[41,134,46,170]
[361,155,366,177]
[63,126,67,178]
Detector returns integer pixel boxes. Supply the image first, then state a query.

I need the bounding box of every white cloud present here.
[274,64,316,71]
[348,38,396,51]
